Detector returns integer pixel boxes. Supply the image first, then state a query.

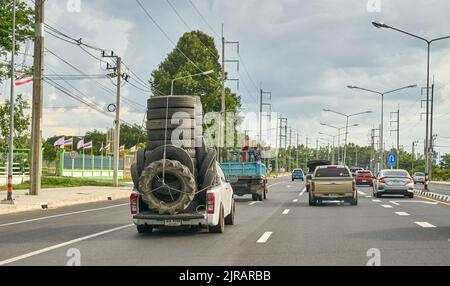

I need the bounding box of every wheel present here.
[130,163,140,189]
[136,148,146,176]
[209,206,225,233]
[308,191,316,206]
[139,159,196,215]
[147,96,197,109]
[375,192,381,198]
[144,145,195,175]
[408,193,414,199]
[225,200,235,225]
[147,108,195,120]
[350,194,358,206]
[306,185,310,192]
[198,149,217,182]
[136,225,153,234]
[292,178,294,181]
[252,193,259,201]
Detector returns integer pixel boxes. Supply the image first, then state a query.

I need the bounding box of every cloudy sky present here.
[2,0,450,156]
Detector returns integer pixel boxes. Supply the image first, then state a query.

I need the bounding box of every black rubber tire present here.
[308,191,316,206]
[139,159,196,215]
[147,96,196,109]
[252,193,259,201]
[146,119,196,130]
[147,129,201,141]
[225,200,235,225]
[350,194,358,206]
[408,193,414,198]
[195,136,206,166]
[209,206,225,233]
[375,192,381,198]
[136,225,153,234]
[198,149,217,182]
[136,148,146,176]
[130,163,140,189]
[144,145,195,175]
[147,108,195,120]
[147,139,196,150]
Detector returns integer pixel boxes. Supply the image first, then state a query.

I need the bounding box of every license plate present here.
[362,180,367,182]
[328,194,339,198]
[164,220,182,226]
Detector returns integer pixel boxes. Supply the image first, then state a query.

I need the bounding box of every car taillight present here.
[378,177,385,183]
[311,182,315,192]
[130,193,138,215]
[406,177,414,184]
[207,193,215,214]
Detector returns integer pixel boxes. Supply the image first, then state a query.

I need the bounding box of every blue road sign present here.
[387,153,397,167]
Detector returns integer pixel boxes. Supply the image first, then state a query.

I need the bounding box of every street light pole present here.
[371,21,450,177]
[347,84,416,170]
[171,70,213,96]
[322,110,372,166]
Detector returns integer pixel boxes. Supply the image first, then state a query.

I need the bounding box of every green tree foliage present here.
[0,0,34,83]
[0,94,31,153]
[150,30,240,113]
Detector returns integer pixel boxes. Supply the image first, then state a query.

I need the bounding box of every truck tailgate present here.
[313,177,353,193]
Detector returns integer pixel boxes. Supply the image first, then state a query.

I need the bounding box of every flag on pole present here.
[99,142,104,152]
[119,145,125,152]
[15,72,33,86]
[130,145,137,153]
[64,137,73,147]
[104,143,111,151]
[77,139,84,150]
[54,136,65,147]
[83,141,93,149]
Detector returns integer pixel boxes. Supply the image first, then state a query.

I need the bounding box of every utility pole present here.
[412,140,418,171]
[275,114,279,175]
[305,136,309,164]
[259,82,271,146]
[316,138,319,159]
[29,0,45,197]
[103,51,122,187]
[390,107,400,168]
[296,131,299,168]
[2,0,17,203]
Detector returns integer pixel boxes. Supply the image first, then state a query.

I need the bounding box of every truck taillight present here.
[352,179,356,190]
[378,177,385,183]
[130,193,138,215]
[207,193,215,214]
[311,182,315,192]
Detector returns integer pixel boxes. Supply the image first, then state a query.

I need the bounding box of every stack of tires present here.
[130,96,217,215]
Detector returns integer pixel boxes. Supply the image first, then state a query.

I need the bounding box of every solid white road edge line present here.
[0,224,134,266]
[299,188,306,196]
[257,232,273,243]
[414,221,436,228]
[0,203,129,228]
[282,209,290,215]
[394,212,410,216]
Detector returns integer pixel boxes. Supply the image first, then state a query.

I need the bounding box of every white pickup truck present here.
[130,163,235,233]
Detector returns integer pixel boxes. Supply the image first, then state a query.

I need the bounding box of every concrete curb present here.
[430,181,450,185]
[414,189,450,202]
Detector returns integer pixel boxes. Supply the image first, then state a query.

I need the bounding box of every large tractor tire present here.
[139,159,196,215]
[146,119,196,130]
[198,149,217,182]
[130,163,140,189]
[144,145,195,175]
[136,148,146,176]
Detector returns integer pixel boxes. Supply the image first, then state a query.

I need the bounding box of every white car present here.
[130,163,235,233]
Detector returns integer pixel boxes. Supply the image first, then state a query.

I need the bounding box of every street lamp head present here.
[347,85,357,89]
[323,109,331,112]
[408,84,418,88]
[372,21,389,29]
[202,70,214,75]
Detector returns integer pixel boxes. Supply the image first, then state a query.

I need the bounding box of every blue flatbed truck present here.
[220,162,268,201]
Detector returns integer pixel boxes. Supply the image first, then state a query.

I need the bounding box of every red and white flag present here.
[130,145,137,153]
[77,139,85,150]
[53,137,65,147]
[119,145,125,152]
[84,141,93,150]
[15,72,33,86]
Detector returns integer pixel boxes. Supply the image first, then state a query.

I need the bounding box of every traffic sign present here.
[387,153,397,167]
[69,151,78,159]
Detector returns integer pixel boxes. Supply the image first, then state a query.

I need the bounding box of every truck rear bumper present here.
[133,213,208,226]
[313,192,355,200]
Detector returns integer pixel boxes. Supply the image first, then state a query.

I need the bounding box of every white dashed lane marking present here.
[394,212,410,216]
[282,209,290,215]
[414,222,436,228]
[381,204,393,208]
[389,201,400,206]
[257,232,273,243]
[372,199,381,202]
[293,199,298,203]
[357,190,366,196]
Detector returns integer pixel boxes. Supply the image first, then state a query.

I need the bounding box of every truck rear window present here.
[315,168,350,177]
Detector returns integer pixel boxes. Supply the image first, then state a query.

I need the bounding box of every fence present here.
[58,150,126,178]
[0,150,31,185]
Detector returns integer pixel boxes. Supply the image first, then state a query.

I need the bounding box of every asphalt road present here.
[0,176,449,266]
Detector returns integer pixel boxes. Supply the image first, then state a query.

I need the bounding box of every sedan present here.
[412,172,425,184]
[355,170,374,186]
[373,169,414,198]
